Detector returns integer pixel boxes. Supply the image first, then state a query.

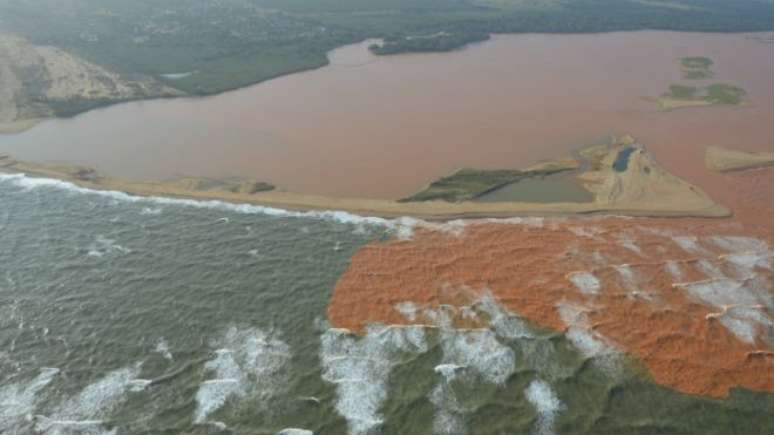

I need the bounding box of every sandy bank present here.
[0,150,729,219]
[706,146,774,172]
[0,33,182,133]
[0,118,41,134]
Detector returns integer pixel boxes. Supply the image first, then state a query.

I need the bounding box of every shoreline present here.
[0,156,731,220]
[2,30,772,136]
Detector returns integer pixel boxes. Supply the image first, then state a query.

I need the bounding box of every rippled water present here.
[1,176,771,434]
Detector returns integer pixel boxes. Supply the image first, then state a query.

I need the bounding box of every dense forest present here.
[2,0,774,95]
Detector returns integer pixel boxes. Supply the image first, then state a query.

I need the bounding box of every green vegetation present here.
[371,32,491,55]
[680,56,714,79]
[666,84,699,99]
[681,56,713,69]
[661,83,746,106]
[705,83,746,105]
[401,164,575,202]
[2,0,774,109]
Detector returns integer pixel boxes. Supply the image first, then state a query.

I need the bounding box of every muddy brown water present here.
[2,31,774,208]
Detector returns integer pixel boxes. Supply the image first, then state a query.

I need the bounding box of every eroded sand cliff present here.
[0,34,181,133]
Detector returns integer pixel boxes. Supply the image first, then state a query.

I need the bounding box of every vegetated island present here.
[4,0,774,131]
[705,146,774,172]
[0,135,729,219]
[680,56,714,79]
[655,83,747,110]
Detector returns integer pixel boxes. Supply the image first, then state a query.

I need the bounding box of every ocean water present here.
[1,175,772,435]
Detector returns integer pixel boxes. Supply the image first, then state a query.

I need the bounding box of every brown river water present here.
[1,31,774,205]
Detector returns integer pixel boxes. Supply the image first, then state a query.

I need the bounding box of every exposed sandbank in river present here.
[1,31,774,206]
[0,137,731,220]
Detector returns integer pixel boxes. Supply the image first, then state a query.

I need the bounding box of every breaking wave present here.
[36,364,144,435]
[524,379,563,435]
[0,368,60,432]
[194,327,290,424]
[319,325,427,435]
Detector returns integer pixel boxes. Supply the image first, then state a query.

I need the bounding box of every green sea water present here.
[0,174,771,435]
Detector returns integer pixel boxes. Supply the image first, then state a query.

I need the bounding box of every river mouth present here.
[1,31,774,205]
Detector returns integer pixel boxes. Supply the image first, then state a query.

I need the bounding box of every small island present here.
[680,56,714,79]
[656,83,747,110]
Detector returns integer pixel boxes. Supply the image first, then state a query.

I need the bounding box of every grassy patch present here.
[401,163,576,202]
[681,56,713,69]
[705,83,746,105]
[659,83,746,108]
[680,56,714,79]
[665,84,699,99]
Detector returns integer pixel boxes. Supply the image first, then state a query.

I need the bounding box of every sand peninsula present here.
[0,136,729,219]
[706,146,774,172]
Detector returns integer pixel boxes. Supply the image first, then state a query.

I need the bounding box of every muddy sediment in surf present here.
[328,218,774,399]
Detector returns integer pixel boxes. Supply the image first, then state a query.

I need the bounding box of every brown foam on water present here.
[328,218,774,398]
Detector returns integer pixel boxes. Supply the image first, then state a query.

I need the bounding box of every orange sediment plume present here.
[328,218,774,398]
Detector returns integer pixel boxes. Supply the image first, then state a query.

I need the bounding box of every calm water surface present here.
[2,31,774,200]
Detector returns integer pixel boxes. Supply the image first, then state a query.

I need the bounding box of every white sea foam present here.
[422,306,454,329]
[672,236,708,255]
[474,291,532,340]
[34,417,118,435]
[439,328,515,386]
[0,173,567,242]
[616,234,643,255]
[395,301,419,321]
[36,365,142,434]
[680,278,763,308]
[709,236,768,253]
[0,368,59,432]
[319,325,427,435]
[155,338,173,361]
[557,302,620,374]
[567,271,601,295]
[194,327,290,424]
[524,379,563,435]
[567,226,605,240]
[677,277,773,343]
[428,366,465,435]
[614,264,647,298]
[428,320,516,435]
[715,307,772,344]
[723,251,773,274]
[696,259,726,279]
[664,261,684,281]
[434,364,466,378]
[87,235,131,258]
[140,207,162,215]
[0,173,393,228]
[277,429,314,435]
